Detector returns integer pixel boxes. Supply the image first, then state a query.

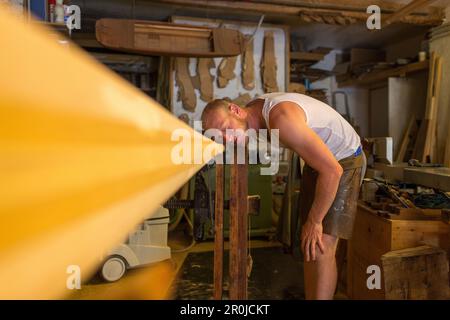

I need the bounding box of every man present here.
[201,92,366,300]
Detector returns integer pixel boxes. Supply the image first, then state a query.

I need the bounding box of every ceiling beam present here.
[151,0,444,26]
[384,0,439,26]
[255,0,440,14]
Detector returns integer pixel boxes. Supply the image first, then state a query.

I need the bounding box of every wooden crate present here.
[347,202,450,299]
[381,246,449,300]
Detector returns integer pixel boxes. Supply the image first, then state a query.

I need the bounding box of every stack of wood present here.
[290,47,332,83]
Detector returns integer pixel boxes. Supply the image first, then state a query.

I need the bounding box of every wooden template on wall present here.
[169,16,290,123]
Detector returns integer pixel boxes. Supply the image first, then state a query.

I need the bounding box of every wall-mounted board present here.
[169,16,289,124]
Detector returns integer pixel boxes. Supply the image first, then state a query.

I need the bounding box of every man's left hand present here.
[301,218,325,262]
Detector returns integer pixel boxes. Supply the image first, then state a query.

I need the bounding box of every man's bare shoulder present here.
[269,101,307,127]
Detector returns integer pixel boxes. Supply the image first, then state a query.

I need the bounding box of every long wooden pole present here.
[229,162,248,300]
[213,163,224,300]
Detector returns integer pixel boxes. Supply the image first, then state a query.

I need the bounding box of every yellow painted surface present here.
[0,5,222,299]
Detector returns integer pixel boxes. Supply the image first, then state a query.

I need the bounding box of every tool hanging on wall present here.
[217,56,238,88]
[196,58,215,102]
[241,15,263,91]
[175,57,197,111]
[261,31,279,93]
[242,35,255,90]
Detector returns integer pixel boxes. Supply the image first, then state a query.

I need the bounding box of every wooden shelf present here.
[290,51,326,62]
[338,60,429,88]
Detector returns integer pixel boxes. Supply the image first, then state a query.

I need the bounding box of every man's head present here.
[201,99,248,143]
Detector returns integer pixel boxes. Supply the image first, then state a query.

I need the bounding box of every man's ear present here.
[228,103,242,117]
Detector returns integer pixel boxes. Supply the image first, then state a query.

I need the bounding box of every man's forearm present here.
[307,171,342,224]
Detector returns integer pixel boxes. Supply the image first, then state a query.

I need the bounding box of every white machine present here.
[99,206,171,282]
[368,137,394,164]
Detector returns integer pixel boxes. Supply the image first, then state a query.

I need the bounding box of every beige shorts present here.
[299,152,366,240]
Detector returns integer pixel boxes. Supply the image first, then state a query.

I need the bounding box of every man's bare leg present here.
[303,233,339,300]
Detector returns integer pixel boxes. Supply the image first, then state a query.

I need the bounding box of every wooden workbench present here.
[347,202,450,299]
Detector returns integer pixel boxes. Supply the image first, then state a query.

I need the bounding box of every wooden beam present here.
[153,0,443,26]
[256,0,441,14]
[413,53,442,163]
[213,163,224,300]
[384,0,438,26]
[229,161,248,300]
[96,19,245,57]
[396,114,416,163]
[427,56,442,162]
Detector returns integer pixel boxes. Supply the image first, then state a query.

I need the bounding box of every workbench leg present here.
[229,163,248,300]
[213,163,224,300]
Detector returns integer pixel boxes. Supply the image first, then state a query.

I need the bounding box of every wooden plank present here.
[338,60,428,88]
[395,114,416,162]
[384,0,438,26]
[255,0,442,14]
[96,19,244,57]
[229,162,248,300]
[420,52,437,161]
[429,56,442,162]
[213,163,224,300]
[413,53,442,162]
[154,0,443,25]
[381,246,449,299]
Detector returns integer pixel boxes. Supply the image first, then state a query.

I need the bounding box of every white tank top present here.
[258,92,361,161]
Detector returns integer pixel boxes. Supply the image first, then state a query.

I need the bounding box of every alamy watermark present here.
[66,264,81,290]
[65,5,81,31]
[171,121,280,175]
[366,264,381,290]
[367,5,381,30]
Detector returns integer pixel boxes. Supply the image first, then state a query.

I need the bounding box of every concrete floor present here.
[69,228,347,300]
[68,229,280,300]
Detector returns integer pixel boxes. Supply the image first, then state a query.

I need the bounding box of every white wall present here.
[388,75,427,156]
[311,50,370,137]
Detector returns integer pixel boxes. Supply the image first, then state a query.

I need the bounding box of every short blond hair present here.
[201,99,229,127]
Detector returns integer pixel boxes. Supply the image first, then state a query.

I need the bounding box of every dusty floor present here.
[68,229,347,300]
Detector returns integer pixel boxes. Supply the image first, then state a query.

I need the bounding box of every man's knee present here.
[316,233,338,261]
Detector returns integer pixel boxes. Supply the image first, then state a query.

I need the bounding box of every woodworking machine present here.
[163,165,263,241]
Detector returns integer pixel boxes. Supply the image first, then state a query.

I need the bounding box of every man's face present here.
[203,106,247,144]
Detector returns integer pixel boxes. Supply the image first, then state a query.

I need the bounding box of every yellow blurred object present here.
[0,5,222,299]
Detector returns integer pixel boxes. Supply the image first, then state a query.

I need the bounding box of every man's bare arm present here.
[269,102,343,222]
[269,102,343,260]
